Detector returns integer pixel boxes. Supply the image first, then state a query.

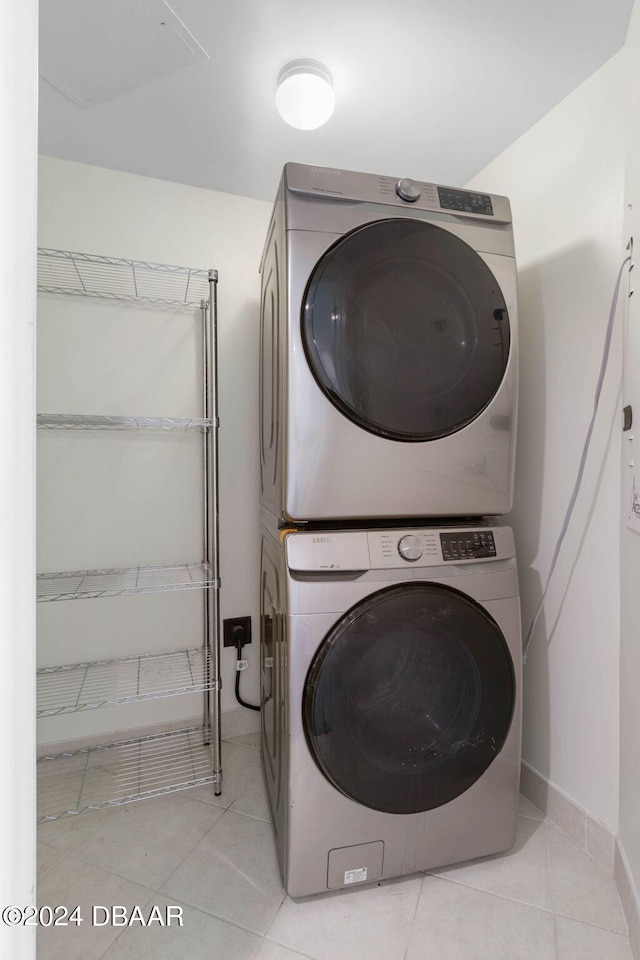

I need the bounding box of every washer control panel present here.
[286,526,512,572]
[439,530,497,561]
[366,528,504,569]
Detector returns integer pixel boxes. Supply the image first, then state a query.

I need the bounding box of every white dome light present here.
[275,60,335,130]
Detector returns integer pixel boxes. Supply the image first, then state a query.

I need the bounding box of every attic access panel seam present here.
[39,0,209,106]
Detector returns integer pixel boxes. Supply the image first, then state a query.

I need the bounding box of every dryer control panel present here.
[284,162,513,224]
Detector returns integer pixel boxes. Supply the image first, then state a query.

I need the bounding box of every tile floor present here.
[37,731,634,960]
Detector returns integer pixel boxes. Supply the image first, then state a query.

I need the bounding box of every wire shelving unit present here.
[37,248,210,306]
[36,562,215,602]
[36,248,222,820]
[37,414,214,430]
[37,648,213,717]
[38,727,216,822]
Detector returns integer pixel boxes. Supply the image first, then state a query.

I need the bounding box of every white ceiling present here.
[38,0,634,203]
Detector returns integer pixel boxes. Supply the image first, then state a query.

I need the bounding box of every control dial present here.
[398,534,423,562]
[396,178,421,202]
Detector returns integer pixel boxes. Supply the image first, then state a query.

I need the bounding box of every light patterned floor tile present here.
[34,742,636,960]
[185,741,264,811]
[229,752,271,822]
[37,841,65,878]
[161,809,285,935]
[556,915,634,960]
[38,806,120,853]
[72,792,223,889]
[36,855,155,960]
[430,816,553,911]
[226,732,261,749]
[266,877,422,960]
[547,823,627,933]
[407,875,557,960]
[99,895,263,960]
[256,941,317,960]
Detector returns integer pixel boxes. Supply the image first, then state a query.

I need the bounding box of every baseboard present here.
[615,841,640,959]
[520,760,615,872]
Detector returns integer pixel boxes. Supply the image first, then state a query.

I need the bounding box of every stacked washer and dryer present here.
[258,163,522,899]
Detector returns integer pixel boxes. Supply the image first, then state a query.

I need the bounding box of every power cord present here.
[231,624,260,711]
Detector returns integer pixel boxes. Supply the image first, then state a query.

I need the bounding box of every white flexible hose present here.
[523,253,632,660]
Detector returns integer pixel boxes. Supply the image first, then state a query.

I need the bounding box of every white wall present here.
[1,1,37,956]
[467,54,626,830]
[37,157,272,743]
[620,0,640,901]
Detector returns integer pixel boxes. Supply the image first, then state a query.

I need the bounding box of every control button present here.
[396,179,421,202]
[398,534,423,562]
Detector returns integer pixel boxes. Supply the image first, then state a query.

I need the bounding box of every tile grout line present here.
[226,804,272,825]
[155,806,286,936]
[261,931,324,960]
[63,799,222,896]
[549,909,632,939]
[425,867,630,937]
[150,806,230,895]
[157,880,285,942]
[260,879,291,949]
[402,874,427,960]
[424,869,558,917]
[551,914,560,960]
[55,842,284,945]
[545,818,557,917]
[37,805,124,858]
[35,841,66,882]
[546,821,561,960]
[174,786,273,824]
[94,887,159,960]
[411,873,426,921]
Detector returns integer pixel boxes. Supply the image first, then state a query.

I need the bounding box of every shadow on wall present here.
[217,293,263,710]
[218,294,262,518]
[510,239,624,776]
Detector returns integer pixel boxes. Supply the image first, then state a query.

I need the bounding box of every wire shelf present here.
[37,248,214,307]
[36,562,216,602]
[37,413,214,431]
[37,727,218,822]
[37,648,212,717]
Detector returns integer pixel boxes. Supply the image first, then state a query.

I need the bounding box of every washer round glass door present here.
[302,219,510,441]
[303,582,515,815]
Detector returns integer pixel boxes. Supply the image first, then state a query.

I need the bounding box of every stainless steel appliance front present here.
[260,513,522,898]
[259,162,519,522]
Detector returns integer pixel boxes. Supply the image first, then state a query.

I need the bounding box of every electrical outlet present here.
[223,616,252,647]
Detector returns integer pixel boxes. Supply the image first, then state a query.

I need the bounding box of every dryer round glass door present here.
[301,219,510,441]
[302,581,515,815]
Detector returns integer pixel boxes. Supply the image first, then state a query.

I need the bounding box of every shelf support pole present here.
[202,272,222,794]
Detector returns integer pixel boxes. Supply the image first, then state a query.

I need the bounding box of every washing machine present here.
[259,163,519,523]
[260,511,522,898]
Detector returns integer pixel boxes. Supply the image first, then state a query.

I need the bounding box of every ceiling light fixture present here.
[275,59,335,130]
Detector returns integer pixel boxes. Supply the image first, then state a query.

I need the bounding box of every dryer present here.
[259,163,518,523]
[260,512,522,898]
